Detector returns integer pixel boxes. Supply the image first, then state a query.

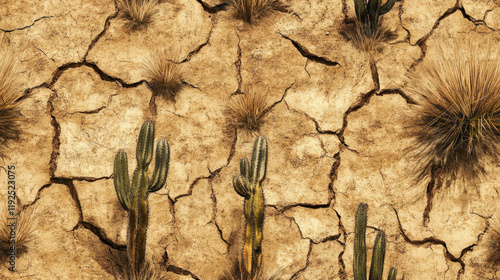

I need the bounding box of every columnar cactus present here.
[233,136,268,279]
[113,121,170,276]
[354,0,396,36]
[354,203,397,280]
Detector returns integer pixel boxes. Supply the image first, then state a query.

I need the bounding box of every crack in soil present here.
[233,33,242,95]
[0,16,56,32]
[458,5,496,31]
[208,180,231,247]
[181,17,216,63]
[406,1,459,70]
[277,32,341,67]
[289,239,312,279]
[83,5,119,60]
[422,167,439,227]
[393,206,466,273]
[48,89,61,178]
[333,208,348,280]
[195,0,229,14]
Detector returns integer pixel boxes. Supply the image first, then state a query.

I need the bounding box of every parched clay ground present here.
[1,0,500,279]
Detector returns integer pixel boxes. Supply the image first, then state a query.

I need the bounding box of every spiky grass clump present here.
[227,89,270,134]
[484,213,500,266]
[112,251,167,280]
[226,0,289,24]
[220,259,282,280]
[144,48,183,101]
[117,0,158,29]
[339,20,396,52]
[407,41,500,185]
[0,43,22,147]
[0,207,38,256]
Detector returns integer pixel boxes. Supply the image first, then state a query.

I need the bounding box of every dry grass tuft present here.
[117,0,158,29]
[0,207,39,256]
[227,89,270,134]
[0,41,22,146]
[226,0,289,24]
[407,41,500,185]
[484,213,500,266]
[220,259,282,280]
[112,251,167,280]
[339,19,396,52]
[144,47,184,101]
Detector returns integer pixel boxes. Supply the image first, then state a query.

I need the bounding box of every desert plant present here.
[0,206,38,256]
[232,136,268,280]
[113,121,170,277]
[117,0,158,29]
[406,41,500,185]
[112,251,168,280]
[225,0,289,24]
[354,0,396,37]
[354,203,397,280]
[484,213,500,266]
[144,48,183,100]
[0,42,22,146]
[221,258,281,280]
[340,0,396,51]
[227,89,270,134]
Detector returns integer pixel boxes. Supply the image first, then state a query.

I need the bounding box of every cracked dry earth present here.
[1,0,500,279]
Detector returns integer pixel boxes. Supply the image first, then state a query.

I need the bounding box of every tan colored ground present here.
[1,0,500,279]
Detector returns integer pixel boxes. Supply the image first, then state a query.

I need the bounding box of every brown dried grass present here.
[143,47,183,101]
[220,258,282,280]
[407,41,500,185]
[339,19,396,52]
[112,250,167,280]
[226,0,289,24]
[0,206,38,256]
[0,40,22,146]
[117,0,158,29]
[485,213,500,266]
[227,89,270,134]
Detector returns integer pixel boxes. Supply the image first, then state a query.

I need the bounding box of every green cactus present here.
[232,136,268,280]
[113,121,170,276]
[353,203,397,280]
[354,0,396,37]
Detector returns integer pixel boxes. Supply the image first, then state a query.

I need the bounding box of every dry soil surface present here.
[1,0,500,279]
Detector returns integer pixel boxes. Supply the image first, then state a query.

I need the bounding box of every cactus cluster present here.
[354,203,397,280]
[354,0,396,37]
[232,136,268,279]
[113,121,170,276]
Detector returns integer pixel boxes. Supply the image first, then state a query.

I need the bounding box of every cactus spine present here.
[353,203,397,280]
[113,121,170,276]
[354,0,396,36]
[233,136,268,279]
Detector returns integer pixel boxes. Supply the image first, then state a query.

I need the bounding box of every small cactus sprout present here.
[340,0,396,51]
[113,121,170,276]
[353,203,397,280]
[232,136,268,279]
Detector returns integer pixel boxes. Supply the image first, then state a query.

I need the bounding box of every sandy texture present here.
[1,0,500,279]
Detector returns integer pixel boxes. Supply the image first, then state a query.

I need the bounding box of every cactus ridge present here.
[112,121,170,276]
[232,136,268,280]
[353,203,398,280]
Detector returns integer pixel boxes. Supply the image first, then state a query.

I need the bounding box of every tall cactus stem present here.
[113,121,170,277]
[369,230,386,280]
[354,203,368,280]
[233,136,268,280]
